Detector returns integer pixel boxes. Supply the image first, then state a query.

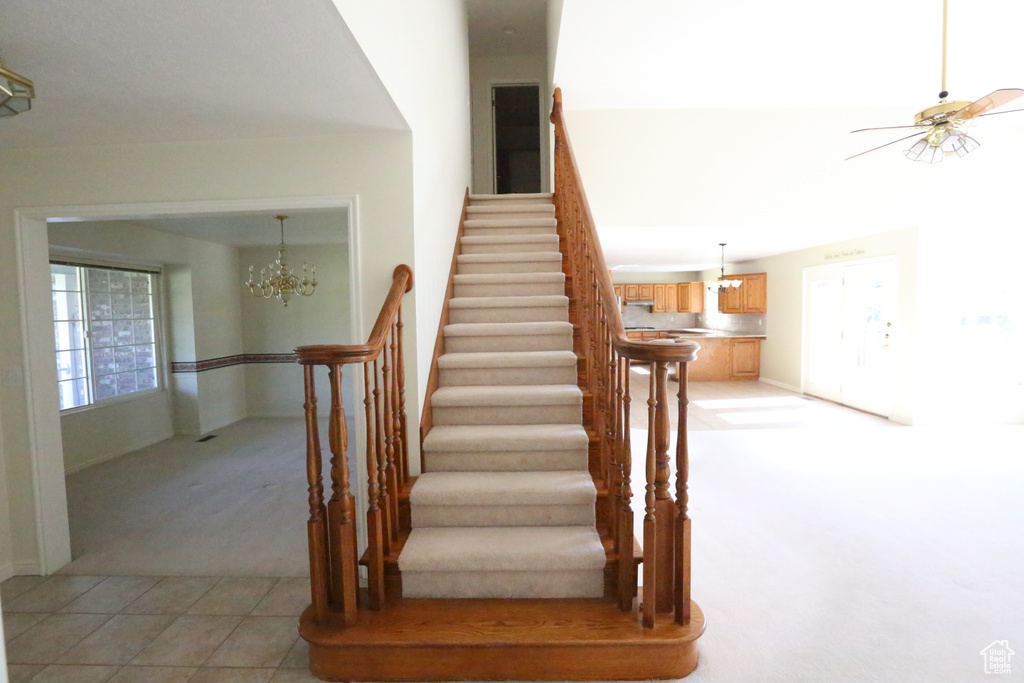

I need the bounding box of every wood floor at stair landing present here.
[300,598,705,682]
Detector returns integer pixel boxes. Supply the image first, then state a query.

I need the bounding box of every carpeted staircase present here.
[398,193,607,599]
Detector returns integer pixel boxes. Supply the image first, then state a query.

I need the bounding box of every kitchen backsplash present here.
[696,310,766,335]
[621,307,698,329]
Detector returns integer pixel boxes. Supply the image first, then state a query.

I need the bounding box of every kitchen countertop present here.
[623,327,766,339]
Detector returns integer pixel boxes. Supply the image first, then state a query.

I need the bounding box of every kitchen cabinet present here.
[685,337,762,381]
[741,273,767,314]
[623,284,640,301]
[613,284,624,299]
[731,338,761,377]
[653,283,677,313]
[717,273,767,314]
[718,281,743,314]
[676,282,705,313]
[637,283,654,300]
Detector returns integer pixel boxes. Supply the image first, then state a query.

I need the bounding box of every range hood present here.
[624,300,654,306]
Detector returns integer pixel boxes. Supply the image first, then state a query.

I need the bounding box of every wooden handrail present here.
[295,263,414,624]
[296,264,413,365]
[551,87,698,628]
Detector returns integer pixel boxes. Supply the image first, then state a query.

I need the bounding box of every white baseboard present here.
[63,429,175,475]
[0,561,44,582]
[759,377,802,394]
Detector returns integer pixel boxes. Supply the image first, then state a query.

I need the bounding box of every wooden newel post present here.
[303,364,330,623]
[675,361,692,625]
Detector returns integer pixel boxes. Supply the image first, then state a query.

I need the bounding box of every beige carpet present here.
[61,418,325,577]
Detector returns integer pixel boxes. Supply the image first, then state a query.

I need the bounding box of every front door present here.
[804,258,897,416]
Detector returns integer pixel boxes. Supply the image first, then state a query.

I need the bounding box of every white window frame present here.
[49,258,166,413]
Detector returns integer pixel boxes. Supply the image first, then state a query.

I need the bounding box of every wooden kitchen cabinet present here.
[686,337,762,381]
[717,273,767,314]
[652,283,677,313]
[718,281,743,314]
[613,284,624,299]
[637,283,654,300]
[623,283,640,301]
[731,338,761,377]
[676,282,705,313]
[741,273,767,313]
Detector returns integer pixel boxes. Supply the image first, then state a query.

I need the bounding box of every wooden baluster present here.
[605,329,618,544]
[381,340,400,544]
[327,365,358,625]
[675,361,692,625]
[396,304,409,485]
[653,360,676,614]
[642,363,657,628]
[364,363,385,609]
[389,325,402,490]
[303,364,330,622]
[617,356,635,611]
[373,359,392,556]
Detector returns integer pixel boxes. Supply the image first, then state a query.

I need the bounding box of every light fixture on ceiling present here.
[847,0,1023,163]
[245,215,317,306]
[705,243,743,293]
[0,55,35,118]
[502,26,517,35]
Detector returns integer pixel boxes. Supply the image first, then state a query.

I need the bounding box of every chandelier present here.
[245,215,317,306]
[0,57,35,117]
[704,243,743,293]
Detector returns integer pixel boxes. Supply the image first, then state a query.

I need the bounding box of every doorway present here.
[491,84,542,194]
[14,196,360,576]
[803,258,897,417]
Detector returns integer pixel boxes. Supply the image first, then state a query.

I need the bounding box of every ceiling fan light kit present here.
[0,59,35,117]
[847,0,1022,162]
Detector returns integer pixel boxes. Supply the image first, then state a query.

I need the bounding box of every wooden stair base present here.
[300,598,704,681]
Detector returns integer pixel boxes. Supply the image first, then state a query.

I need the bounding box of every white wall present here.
[0,132,413,576]
[700,227,920,423]
[240,242,352,418]
[470,55,550,194]
[332,0,473,422]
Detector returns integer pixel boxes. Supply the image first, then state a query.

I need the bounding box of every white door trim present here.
[13,195,361,575]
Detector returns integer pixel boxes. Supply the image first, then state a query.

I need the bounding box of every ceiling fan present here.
[847,0,1024,162]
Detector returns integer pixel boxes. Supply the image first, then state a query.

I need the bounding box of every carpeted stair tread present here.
[453,272,565,285]
[457,251,561,264]
[461,234,559,246]
[438,350,577,370]
[398,526,606,573]
[448,295,569,309]
[431,384,582,408]
[463,218,558,230]
[467,203,555,216]
[410,471,596,507]
[470,192,554,203]
[423,424,589,452]
[443,321,573,337]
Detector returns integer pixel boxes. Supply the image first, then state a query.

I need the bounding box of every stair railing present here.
[295,264,413,626]
[551,88,699,628]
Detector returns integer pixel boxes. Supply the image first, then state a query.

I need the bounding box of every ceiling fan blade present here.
[975,106,1024,119]
[952,88,1024,120]
[845,130,929,161]
[851,124,931,134]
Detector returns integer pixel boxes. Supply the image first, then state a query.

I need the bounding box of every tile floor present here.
[2,574,319,682]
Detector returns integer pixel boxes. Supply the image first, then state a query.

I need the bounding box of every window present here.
[50,262,160,410]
